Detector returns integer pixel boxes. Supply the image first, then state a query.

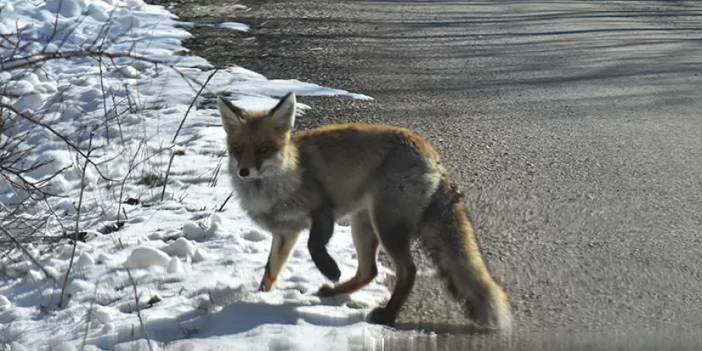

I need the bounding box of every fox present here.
[218,92,512,330]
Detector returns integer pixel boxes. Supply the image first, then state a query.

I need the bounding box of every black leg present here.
[308,206,340,282]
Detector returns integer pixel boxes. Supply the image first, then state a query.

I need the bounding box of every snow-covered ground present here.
[0,0,431,349]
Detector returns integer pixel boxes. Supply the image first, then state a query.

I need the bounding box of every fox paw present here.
[367,307,396,326]
[316,284,336,297]
[259,276,274,292]
[315,256,341,282]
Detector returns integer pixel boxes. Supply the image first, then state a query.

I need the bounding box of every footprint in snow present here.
[344,300,369,309]
[286,275,310,284]
[242,230,267,242]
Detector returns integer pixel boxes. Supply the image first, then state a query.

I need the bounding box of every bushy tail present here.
[418,181,512,331]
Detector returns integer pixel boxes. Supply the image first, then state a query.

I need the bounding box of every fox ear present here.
[269,92,296,130]
[218,96,244,134]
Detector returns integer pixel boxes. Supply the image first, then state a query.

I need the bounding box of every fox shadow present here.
[166,302,483,340]
[198,302,363,337]
[140,291,366,343]
[93,288,485,349]
[395,321,485,335]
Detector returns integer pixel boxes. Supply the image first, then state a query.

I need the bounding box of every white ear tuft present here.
[218,96,244,133]
[269,92,296,130]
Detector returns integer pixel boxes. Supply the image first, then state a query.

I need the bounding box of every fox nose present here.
[238,168,250,178]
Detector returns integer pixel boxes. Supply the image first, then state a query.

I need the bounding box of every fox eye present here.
[256,145,275,154]
[230,144,243,156]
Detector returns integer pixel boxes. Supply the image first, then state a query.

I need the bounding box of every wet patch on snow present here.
[218,22,250,32]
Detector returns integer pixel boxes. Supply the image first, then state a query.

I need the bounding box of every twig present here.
[116,141,144,224]
[87,8,116,51]
[80,282,99,351]
[126,268,154,351]
[43,197,68,236]
[208,161,222,187]
[59,133,93,308]
[159,69,218,202]
[159,151,175,202]
[0,102,115,182]
[218,192,233,212]
[171,69,219,144]
[42,0,63,53]
[54,13,88,54]
[0,226,58,284]
[1,49,182,72]
[97,56,110,144]
[111,93,125,142]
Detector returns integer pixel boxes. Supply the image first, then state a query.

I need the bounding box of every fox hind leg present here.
[317,211,379,297]
[366,206,417,326]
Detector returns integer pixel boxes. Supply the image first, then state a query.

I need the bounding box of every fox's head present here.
[218,92,298,182]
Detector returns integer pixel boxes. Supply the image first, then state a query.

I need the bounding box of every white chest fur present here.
[232,174,311,234]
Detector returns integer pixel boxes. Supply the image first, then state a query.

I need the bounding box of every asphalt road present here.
[157,0,702,348]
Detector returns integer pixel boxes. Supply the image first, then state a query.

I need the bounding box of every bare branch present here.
[0,101,116,182]
[0,226,58,284]
[42,0,64,53]
[160,151,176,202]
[218,192,234,212]
[126,269,154,351]
[116,141,144,224]
[172,69,219,144]
[80,282,99,351]
[1,49,199,72]
[97,57,110,144]
[155,69,219,203]
[59,133,94,308]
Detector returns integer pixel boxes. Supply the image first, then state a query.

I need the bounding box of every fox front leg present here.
[259,232,300,291]
[308,206,341,282]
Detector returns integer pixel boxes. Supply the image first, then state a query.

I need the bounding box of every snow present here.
[182,214,221,241]
[0,0,425,349]
[161,237,199,259]
[123,247,172,270]
[218,22,250,32]
[0,295,11,311]
[74,252,96,271]
[113,323,431,351]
